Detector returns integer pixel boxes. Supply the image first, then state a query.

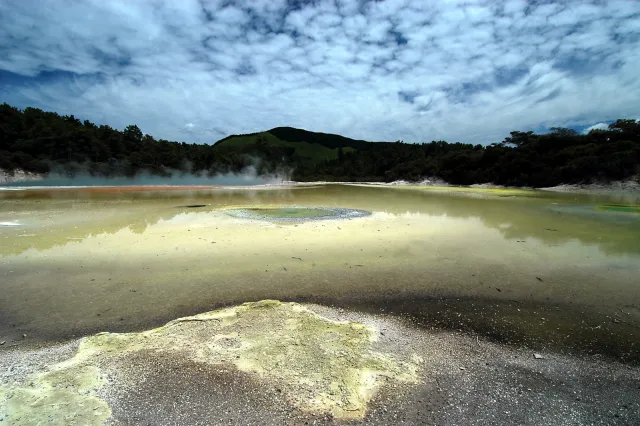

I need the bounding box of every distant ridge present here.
[214,131,262,145]
[266,127,372,150]
[215,126,372,151]
[213,126,377,165]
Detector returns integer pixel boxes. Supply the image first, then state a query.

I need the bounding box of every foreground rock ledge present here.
[0,300,420,424]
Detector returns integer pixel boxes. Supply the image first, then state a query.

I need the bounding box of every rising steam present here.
[1,164,292,188]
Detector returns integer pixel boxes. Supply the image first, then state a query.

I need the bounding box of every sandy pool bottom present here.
[1,300,639,425]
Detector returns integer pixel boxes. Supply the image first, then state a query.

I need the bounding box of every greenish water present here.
[597,204,640,214]
[1,184,639,361]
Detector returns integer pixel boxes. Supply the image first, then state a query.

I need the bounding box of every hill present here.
[213,127,368,165]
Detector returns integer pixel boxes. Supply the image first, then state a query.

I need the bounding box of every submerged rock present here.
[0,300,419,423]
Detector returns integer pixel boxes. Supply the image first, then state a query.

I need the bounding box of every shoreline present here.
[5,292,637,365]
[2,300,639,425]
[539,180,640,194]
[3,166,640,195]
[339,179,640,194]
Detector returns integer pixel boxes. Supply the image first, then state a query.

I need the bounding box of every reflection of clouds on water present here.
[160,211,220,226]
[2,185,640,350]
[355,188,640,256]
[0,211,174,256]
[1,185,639,259]
[0,189,301,256]
[370,211,424,219]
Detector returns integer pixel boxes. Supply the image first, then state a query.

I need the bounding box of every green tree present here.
[501,131,537,148]
[549,127,578,137]
[609,119,639,137]
[123,125,143,143]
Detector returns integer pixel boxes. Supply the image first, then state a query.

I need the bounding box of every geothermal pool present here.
[1,183,640,424]
[0,184,638,354]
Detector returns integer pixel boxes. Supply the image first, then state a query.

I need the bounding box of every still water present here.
[1,184,639,361]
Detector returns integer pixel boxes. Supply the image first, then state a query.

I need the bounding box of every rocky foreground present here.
[1,300,639,425]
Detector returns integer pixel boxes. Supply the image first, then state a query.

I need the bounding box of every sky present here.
[0,0,639,145]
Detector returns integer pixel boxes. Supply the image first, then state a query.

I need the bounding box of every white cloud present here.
[583,122,610,134]
[0,0,639,145]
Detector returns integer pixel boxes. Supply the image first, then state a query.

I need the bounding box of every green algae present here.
[397,185,539,197]
[345,183,540,198]
[1,301,419,422]
[596,204,640,214]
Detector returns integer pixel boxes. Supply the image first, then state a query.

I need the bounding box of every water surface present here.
[1,184,639,361]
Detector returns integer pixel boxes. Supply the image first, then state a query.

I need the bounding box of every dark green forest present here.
[299,122,640,186]
[0,103,273,178]
[1,103,639,187]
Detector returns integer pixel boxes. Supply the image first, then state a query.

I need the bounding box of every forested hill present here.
[217,127,370,151]
[1,103,639,187]
[211,127,372,167]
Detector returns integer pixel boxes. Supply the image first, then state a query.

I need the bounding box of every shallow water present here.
[1,184,639,361]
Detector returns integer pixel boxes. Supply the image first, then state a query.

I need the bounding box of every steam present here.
[1,165,292,188]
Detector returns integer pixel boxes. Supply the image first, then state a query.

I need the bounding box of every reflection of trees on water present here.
[472,201,639,257]
[0,188,299,256]
[1,209,166,256]
[320,185,640,257]
[0,185,638,257]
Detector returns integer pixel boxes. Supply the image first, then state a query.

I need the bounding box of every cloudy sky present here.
[1,0,639,145]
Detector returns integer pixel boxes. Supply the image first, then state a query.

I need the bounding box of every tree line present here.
[1,103,639,187]
[294,122,640,186]
[0,103,279,178]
